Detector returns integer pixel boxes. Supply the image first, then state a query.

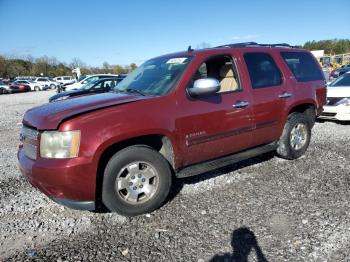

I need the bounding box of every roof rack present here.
[215,42,302,49]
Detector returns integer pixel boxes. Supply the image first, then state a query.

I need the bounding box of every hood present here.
[49,89,87,102]
[24,92,149,130]
[327,86,350,98]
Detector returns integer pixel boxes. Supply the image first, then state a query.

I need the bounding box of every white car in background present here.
[34,77,60,89]
[64,74,118,91]
[0,80,11,94]
[54,76,75,85]
[14,80,47,91]
[319,72,350,121]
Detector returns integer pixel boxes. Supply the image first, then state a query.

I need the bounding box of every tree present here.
[0,54,137,78]
[129,63,137,72]
[112,65,126,75]
[70,57,85,69]
[303,39,350,54]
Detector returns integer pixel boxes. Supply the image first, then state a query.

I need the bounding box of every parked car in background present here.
[63,74,119,91]
[18,43,326,216]
[15,76,37,81]
[0,80,11,94]
[330,63,350,79]
[34,77,59,89]
[54,76,75,85]
[13,80,47,91]
[50,77,124,102]
[322,68,330,82]
[319,72,350,121]
[8,81,31,93]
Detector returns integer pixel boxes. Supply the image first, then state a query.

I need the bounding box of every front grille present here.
[321,112,336,117]
[326,97,342,106]
[21,126,39,160]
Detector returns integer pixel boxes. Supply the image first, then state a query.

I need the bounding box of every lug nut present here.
[138,174,142,178]
[129,182,133,186]
[140,185,143,188]
[131,176,135,179]
[133,186,137,190]
[141,178,146,182]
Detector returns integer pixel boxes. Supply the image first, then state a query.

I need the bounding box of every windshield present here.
[79,79,100,90]
[115,56,192,96]
[78,75,86,81]
[330,73,350,87]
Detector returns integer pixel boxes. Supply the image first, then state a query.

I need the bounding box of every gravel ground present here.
[0,91,349,261]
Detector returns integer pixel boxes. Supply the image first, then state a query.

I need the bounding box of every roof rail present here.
[215,42,302,49]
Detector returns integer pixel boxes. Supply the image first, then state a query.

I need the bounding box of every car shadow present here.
[210,227,268,262]
[316,118,350,125]
[166,152,275,205]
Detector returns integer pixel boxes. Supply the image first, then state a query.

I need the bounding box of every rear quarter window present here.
[281,52,324,82]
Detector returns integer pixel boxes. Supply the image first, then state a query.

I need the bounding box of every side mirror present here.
[187,78,220,97]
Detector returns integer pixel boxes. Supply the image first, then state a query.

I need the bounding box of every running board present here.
[176,142,278,178]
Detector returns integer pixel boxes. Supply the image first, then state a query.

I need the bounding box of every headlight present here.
[335,98,350,106]
[40,130,81,159]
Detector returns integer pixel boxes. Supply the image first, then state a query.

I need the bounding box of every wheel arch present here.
[286,101,317,127]
[94,133,176,207]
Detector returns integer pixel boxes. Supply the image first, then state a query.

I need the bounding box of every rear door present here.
[176,53,254,166]
[241,51,291,146]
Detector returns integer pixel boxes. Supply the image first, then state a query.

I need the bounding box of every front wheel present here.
[102,146,172,216]
[277,112,311,160]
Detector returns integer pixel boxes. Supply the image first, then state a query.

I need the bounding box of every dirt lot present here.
[0,91,349,261]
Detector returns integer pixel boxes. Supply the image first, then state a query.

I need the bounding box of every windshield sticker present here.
[166,57,188,64]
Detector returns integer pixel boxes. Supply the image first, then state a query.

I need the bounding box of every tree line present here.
[303,39,350,55]
[0,55,137,79]
[2,39,349,79]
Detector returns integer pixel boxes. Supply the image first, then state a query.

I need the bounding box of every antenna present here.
[187,45,194,52]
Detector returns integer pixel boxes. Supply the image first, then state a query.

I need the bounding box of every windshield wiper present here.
[118,88,146,96]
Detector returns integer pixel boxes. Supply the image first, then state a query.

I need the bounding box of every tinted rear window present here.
[281,52,324,82]
[244,53,282,89]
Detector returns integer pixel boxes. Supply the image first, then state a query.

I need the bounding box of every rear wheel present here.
[102,146,172,216]
[50,84,55,89]
[277,112,311,160]
[34,86,40,91]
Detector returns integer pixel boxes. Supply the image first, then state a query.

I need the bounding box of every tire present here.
[102,145,172,216]
[50,84,55,89]
[277,112,311,160]
[34,86,40,91]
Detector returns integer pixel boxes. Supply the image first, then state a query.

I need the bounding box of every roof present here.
[155,42,305,60]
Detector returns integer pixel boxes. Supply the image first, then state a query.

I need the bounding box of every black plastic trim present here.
[51,197,95,211]
[177,142,277,178]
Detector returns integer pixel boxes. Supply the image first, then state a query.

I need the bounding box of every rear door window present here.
[281,52,324,82]
[244,53,282,89]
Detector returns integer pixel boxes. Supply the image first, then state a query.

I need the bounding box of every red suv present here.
[18,43,326,216]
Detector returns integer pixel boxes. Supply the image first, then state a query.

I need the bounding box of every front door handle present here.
[279,92,292,99]
[233,101,249,108]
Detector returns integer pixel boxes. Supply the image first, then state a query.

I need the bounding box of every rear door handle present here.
[279,92,292,99]
[233,101,249,108]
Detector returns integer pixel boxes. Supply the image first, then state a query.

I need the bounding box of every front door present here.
[176,54,254,167]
